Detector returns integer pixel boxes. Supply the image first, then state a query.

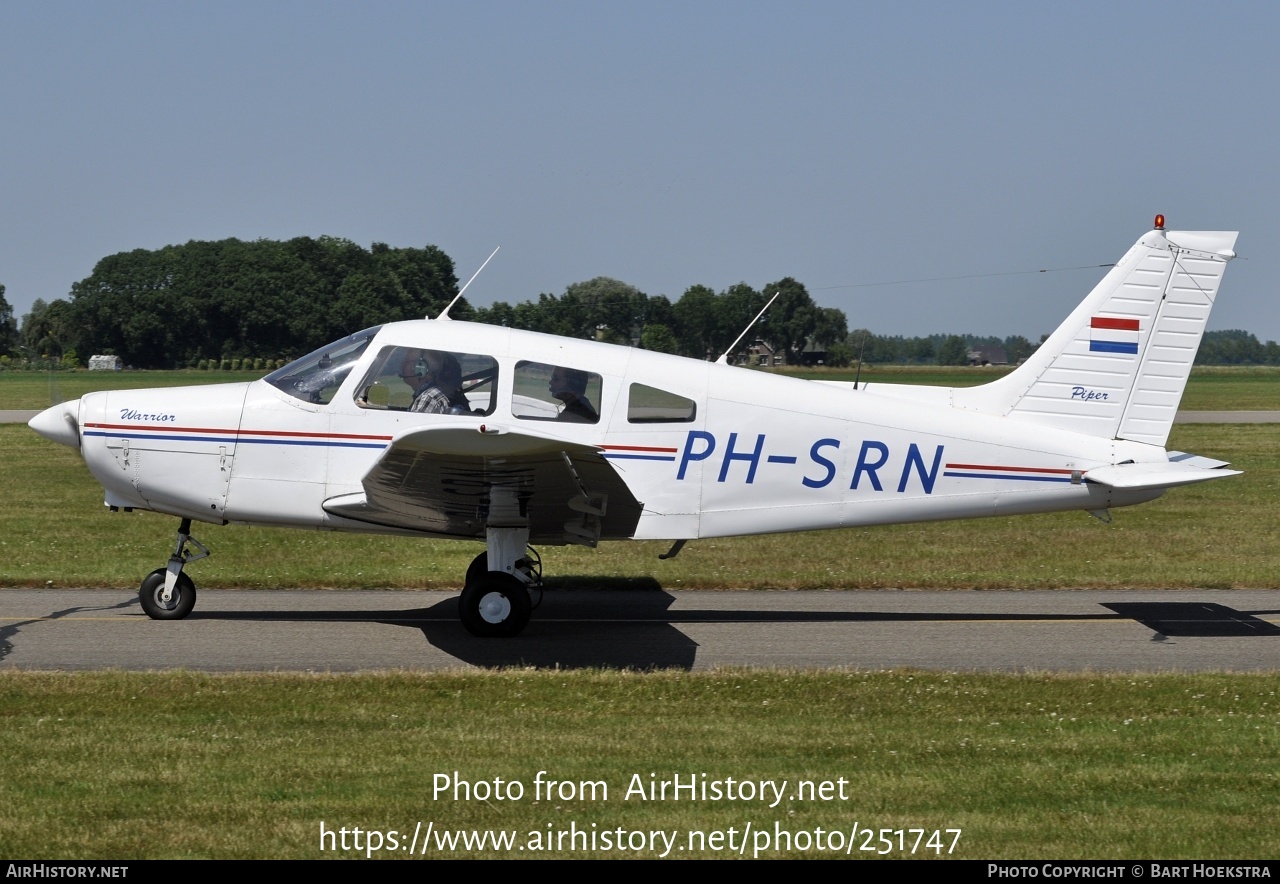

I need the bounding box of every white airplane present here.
[29,218,1241,637]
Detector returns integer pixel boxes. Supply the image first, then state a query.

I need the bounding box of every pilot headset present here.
[401,351,426,378]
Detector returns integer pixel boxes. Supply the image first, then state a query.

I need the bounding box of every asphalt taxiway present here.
[2,588,1277,672]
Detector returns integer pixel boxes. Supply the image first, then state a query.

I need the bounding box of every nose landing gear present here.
[138,518,208,620]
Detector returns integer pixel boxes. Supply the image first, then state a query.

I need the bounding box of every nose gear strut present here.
[138,518,209,620]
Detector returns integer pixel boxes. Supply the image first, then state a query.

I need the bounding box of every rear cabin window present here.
[512,361,601,424]
[355,346,497,415]
[627,384,697,423]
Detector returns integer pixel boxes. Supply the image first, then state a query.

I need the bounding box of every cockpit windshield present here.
[264,326,382,404]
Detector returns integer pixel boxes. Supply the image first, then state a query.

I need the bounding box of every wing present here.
[322,424,643,545]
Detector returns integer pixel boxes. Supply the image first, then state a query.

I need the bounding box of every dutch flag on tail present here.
[1089,316,1139,355]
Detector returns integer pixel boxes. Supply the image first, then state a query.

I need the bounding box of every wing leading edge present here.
[322,424,643,545]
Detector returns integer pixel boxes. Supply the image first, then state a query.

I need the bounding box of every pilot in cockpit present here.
[406,349,470,415]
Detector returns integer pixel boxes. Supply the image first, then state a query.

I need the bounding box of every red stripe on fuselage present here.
[601,444,679,453]
[85,422,393,441]
[945,462,1074,474]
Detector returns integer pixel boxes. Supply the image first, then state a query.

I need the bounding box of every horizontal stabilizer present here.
[1085,461,1240,491]
[1166,450,1231,470]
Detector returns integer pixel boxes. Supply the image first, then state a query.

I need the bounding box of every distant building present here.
[89,355,123,371]
[740,339,784,366]
[967,346,1008,366]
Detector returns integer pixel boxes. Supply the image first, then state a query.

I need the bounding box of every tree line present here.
[4,237,461,370]
[0,239,1277,369]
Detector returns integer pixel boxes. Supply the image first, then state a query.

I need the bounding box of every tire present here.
[458,572,531,638]
[139,568,197,620]
[465,551,489,587]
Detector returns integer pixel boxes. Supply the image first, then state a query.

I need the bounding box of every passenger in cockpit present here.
[550,366,599,423]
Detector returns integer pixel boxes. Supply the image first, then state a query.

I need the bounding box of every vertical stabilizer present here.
[954,224,1237,446]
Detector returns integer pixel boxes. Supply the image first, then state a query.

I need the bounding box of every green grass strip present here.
[0,670,1275,859]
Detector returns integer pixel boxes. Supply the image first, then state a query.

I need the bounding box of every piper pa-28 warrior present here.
[30,218,1241,637]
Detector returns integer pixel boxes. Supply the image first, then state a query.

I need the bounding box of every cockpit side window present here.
[264,326,382,405]
[512,361,601,424]
[355,346,498,416]
[627,384,697,423]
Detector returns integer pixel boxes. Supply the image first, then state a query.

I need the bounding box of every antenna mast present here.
[436,246,500,320]
[715,291,779,365]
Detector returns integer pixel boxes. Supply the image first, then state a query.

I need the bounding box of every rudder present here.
[955,222,1238,446]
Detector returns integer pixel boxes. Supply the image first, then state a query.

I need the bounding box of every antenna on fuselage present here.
[852,329,868,390]
[715,291,779,365]
[436,246,500,320]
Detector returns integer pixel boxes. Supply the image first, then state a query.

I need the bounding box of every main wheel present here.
[139,568,197,620]
[465,551,489,587]
[458,572,531,637]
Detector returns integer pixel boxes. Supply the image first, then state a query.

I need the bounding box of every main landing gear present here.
[458,527,542,638]
[138,518,208,620]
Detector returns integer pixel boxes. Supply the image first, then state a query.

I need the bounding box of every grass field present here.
[0,670,1276,859]
[4,364,1279,410]
[0,369,264,410]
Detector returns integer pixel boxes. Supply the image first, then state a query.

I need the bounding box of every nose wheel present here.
[139,569,197,620]
[138,518,208,621]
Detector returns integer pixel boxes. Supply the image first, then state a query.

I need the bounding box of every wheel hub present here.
[478,591,511,624]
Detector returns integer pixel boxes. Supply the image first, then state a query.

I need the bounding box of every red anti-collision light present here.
[1154,214,1165,230]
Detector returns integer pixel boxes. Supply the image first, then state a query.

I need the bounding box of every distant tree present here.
[0,284,16,356]
[825,340,854,367]
[1003,334,1035,364]
[673,285,719,358]
[907,336,935,363]
[759,277,817,364]
[66,238,459,368]
[811,306,848,349]
[639,323,679,354]
[21,298,75,363]
[562,277,649,343]
[715,283,767,360]
[1196,329,1268,365]
[935,335,969,366]
[473,300,518,327]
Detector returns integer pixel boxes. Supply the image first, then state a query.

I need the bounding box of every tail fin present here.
[955,223,1238,446]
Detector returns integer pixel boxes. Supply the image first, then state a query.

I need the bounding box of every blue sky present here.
[3,1,1277,342]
